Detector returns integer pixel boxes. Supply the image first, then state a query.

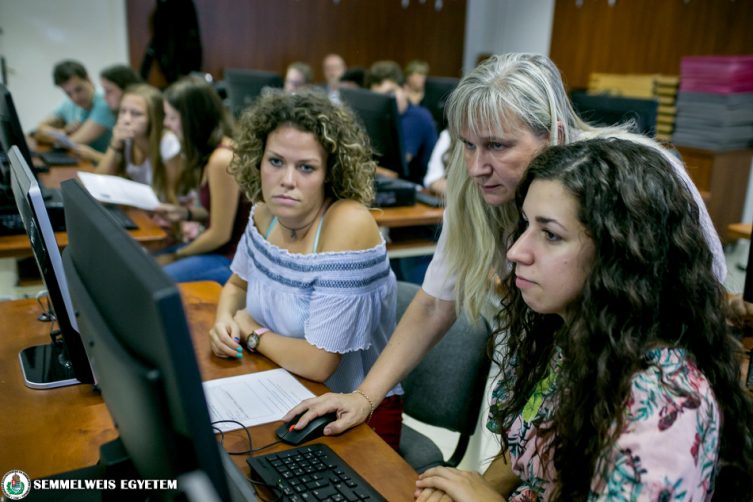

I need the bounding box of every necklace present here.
[277,218,315,240]
[276,200,331,240]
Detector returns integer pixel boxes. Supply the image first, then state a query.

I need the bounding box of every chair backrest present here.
[398,281,492,435]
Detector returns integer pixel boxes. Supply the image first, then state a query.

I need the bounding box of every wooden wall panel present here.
[549,0,753,90]
[126,0,467,85]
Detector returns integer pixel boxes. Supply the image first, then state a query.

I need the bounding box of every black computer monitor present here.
[742,227,753,304]
[1,83,35,205]
[0,83,35,167]
[8,146,94,389]
[570,90,659,137]
[0,83,66,231]
[224,68,283,116]
[60,179,253,500]
[338,87,408,179]
[420,76,459,131]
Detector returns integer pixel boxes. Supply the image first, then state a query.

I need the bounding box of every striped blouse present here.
[230,207,402,397]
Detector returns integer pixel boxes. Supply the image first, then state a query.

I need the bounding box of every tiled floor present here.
[0,239,749,474]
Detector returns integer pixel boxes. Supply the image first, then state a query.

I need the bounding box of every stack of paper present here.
[203,368,316,432]
[673,55,753,151]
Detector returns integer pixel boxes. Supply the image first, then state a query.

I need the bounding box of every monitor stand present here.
[19,338,80,389]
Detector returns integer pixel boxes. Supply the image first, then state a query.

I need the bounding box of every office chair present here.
[396,281,492,473]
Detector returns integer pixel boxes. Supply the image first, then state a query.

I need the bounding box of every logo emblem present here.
[2,470,31,500]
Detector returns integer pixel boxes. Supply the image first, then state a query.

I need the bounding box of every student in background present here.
[367,60,437,186]
[35,59,115,153]
[284,53,726,464]
[416,139,753,500]
[283,62,314,94]
[94,84,181,202]
[403,59,429,106]
[99,64,143,113]
[208,91,403,450]
[74,64,144,163]
[322,53,346,98]
[154,77,249,285]
[423,128,451,196]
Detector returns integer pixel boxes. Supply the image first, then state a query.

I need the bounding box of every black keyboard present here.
[104,206,138,230]
[33,149,78,166]
[247,443,386,501]
[0,212,25,235]
[415,191,444,208]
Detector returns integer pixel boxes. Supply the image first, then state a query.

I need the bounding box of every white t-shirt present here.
[424,129,451,188]
[124,131,181,185]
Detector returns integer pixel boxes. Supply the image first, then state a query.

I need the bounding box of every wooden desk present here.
[0,281,416,500]
[372,202,444,228]
[0,163,168,259]
[728,222,752,241]
[0,209,167,259]
[372,202,444,258]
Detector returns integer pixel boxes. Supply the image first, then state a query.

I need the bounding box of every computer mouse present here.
[276,412,338,445]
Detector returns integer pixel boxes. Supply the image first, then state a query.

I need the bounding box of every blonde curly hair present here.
[230,90,376,205]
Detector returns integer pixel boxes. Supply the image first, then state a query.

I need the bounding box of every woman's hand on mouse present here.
[281,392,372,436]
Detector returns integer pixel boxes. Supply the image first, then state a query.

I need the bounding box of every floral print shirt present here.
[487,348,720,501]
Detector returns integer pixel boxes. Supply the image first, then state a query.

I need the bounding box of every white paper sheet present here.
[47,129,77,149]
[77,171,160,210]
[203,368,316,432]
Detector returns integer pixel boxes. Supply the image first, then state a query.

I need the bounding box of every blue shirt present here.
[54,90,115,152]
[230,206,402,396]
[401,103,438,185]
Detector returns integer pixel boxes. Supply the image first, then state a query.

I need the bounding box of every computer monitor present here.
[60,178,252,500]
[0,83,66,229]
[742,227,753,305]
[224,68,283,116]
[1,83,35,206]
[8,146,94,389]
[420,76,459,131]
[570,90,659,137]
[338,87,408,179]
[0,83,35,167]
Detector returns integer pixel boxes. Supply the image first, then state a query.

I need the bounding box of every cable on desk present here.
[211,419,282,501]
[211,419,284,454]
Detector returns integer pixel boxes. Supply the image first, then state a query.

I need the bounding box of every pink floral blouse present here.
[487,348,720,501]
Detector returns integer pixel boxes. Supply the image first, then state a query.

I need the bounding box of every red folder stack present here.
[673,55,753,151]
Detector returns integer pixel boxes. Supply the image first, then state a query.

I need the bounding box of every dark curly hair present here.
[230,89,376,205]
[493,138,753,500]
[164,76,234,195]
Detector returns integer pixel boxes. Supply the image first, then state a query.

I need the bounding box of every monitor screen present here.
[743,227,753,304]
[224,68,283,117]
[0,83,35,167]
[420,76,459,131]
[338,87,408,179]
[8,146,94,389]
[570,90,659,137]
[60,178,243,499]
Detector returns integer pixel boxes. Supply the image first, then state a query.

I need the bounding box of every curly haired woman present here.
[416,139,753,501]
[208,90,403,449]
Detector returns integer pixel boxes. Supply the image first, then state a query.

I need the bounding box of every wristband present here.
[352,389,375,423]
